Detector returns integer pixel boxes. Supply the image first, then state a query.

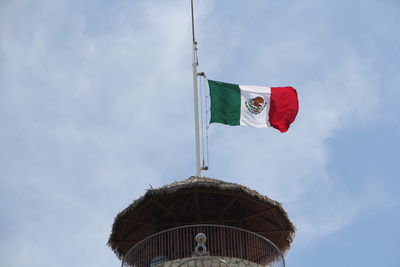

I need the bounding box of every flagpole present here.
[191,0,202,177]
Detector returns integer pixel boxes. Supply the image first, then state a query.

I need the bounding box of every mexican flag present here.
[208,80,299,133]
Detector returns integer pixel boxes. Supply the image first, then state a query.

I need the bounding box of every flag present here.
[208,80,299,133]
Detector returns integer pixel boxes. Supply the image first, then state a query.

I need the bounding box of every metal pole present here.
[191,0,196,43]
[191,0,202,177]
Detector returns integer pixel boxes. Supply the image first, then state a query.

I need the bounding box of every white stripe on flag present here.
[239,85,271,128]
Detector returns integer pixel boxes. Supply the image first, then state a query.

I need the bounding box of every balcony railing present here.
[122,225,285,267]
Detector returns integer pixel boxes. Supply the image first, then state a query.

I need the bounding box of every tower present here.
[108,177,295,267]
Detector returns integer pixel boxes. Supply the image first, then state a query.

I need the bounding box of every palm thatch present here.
[108,176,295,259]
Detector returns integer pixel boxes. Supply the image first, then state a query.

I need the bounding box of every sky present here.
[1,0,399,266]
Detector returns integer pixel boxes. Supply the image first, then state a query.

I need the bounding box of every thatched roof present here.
[108,176,295,259]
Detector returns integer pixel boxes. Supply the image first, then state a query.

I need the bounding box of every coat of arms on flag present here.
[245,96,266,114]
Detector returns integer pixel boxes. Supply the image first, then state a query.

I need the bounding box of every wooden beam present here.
[149,189,279,213]
[169,218,238,227]
[121,218,155,226]
[219,193,241,219]
[116,220,128,242]
[276,232,283,249]
[239,207,281,229]
[240,208,274,222]
[194,190,202,221]
[234,198,248,227]
[271,209,285,229]
[239,194,275,209]
[124,199,152,217]
[149,197,179,219]
[120,224,148,243]
[182,192,195,217]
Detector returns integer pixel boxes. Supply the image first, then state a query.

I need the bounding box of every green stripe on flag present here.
[208,80,241,126]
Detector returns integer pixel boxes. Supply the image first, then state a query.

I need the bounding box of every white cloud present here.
[196,0,386,248]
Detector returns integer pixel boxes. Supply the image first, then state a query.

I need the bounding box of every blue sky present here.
[1,0,399,266]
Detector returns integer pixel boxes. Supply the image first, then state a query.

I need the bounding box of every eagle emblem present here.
[245,96,266,114]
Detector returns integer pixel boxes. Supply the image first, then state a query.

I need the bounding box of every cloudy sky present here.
[1,0,399,266]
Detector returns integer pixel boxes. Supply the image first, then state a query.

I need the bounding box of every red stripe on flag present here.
[269,87,299,133]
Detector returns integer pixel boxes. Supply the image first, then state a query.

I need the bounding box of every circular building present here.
[108,177,295,267]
